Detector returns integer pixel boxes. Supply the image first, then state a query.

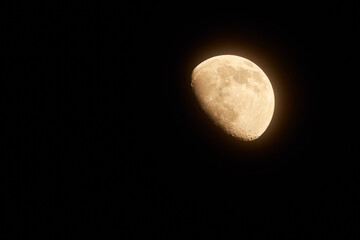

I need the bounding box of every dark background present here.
[3,0,360,239]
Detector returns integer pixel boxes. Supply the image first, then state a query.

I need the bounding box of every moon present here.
[191,55,275,141]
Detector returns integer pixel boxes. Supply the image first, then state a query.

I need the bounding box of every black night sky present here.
[3,1,360,239]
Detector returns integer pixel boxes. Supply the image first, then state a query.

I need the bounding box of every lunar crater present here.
[233,69,251,86]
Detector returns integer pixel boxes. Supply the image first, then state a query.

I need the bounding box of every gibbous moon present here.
[191,55,275,141]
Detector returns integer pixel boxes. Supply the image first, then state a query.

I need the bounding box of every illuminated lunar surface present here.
[191,55,275,141]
